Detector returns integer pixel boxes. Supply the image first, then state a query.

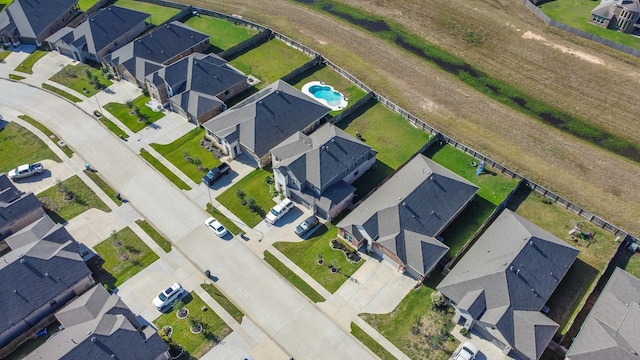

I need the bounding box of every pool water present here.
[308,85,343,106]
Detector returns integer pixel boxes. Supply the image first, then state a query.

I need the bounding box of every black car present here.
[295,215,319,237]
[202,163,231,186]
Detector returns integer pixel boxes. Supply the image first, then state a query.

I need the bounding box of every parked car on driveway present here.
[266,198,295,224]
[205,217,228,237]
[202,163,230,186]
[152,283,184,310]
[295,215,319,237]
[452,341,478,360]
[8,163,44,180]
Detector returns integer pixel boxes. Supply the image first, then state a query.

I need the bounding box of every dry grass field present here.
[176,0,640,237]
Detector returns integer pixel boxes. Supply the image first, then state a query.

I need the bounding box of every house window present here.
[344,233,353,241]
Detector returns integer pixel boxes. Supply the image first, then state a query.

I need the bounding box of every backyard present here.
[93,227,159,289]
[215,168,274,227]
[0,122,61,173]
[150,128,221,182]
[183,14,257,52]
[273,224,365,293]
[37,175,110,223]
[113,0,180,25]
[14,49,47,74]
[229,39,311,89]
[154,292,232,359]
[104,95,165,132]
[139,149,191,190]
[49,63,112,98]
[78,0,99,11]
[18,115,74,158]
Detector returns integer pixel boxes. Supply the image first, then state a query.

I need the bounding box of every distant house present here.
[590,0,640,33]
[565,267,640,360]
[0,214,94,358]
[337,154,478,280]
[271,123,377,220]
[46,6,151,63]
[202,80,331,167]
[0,173,46,244]
[0,0,79,46]
[102,21,209,86]
[145,53,248,124]
[27,285,169,360]
[437,209,579,360]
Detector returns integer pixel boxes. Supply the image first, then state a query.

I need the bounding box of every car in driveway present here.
[452,341,479,360]
[152,283,184,310]
[295,215,319,237]
[8,163,44,180]
[202,162,231,186]
[265,198,295,224]
[205,217,228,237]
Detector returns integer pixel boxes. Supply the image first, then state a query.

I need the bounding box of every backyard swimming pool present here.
[301,81,348,111]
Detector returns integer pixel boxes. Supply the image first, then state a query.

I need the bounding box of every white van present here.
[266,198,294,224]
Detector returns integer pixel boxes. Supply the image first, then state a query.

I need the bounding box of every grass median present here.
[139,148,191,190]
[136,219,172,253]
[201,283,244,323]
[41,83,82,103]
[350,323,395,360]
[263,251,325,303]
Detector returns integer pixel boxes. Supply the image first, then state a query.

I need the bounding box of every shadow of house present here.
[337,154,479,281]
[202,80,331,168]
[46,6,151,63]
[271,123,377,220]
[437,209,580,360]
[145,52,248,124]
[26,285,169,360]
[0,173,45,248]
[102,21,209,87]
[0,0,79,46]
[590,0,640,33]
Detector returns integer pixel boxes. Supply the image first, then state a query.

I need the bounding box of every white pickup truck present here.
[8,163,44,180]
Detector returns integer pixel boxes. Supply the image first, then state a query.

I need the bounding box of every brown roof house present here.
[565,267,640,360]
[271,123,377,220]
[437,209,579,360]
[590,0,640,33]
[0,0,79,46]
[337,154,478,280]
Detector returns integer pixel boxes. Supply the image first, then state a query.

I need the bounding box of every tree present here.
[236,188,245,199]
[430,291,446,309]
[246,197,256,212]
[125,100,134,110]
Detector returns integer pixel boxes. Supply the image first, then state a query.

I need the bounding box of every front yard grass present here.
[150,128,220,183]
[229,39,311,89]
[0,49,11,61]
[104,95,164,132]
[183,15,257,51]
[37,175,110,223]
[206,203,242,236]
[42,83,82,102]
[201,283,244,323]
[136,219,172,253]
[49,63,112,98]
[139,149,191,190]
[93,227,159,288]
[360,272,458,360]
[114,0,180,25]
[274,224,365,293]
[350,323,395,360]
[263,251,326,303]
[14,50,48,74]
[83,169,120,204]
[215,168,274,227]
[96,115,129,139]
[0,122,60,173]
[18,115,73,158]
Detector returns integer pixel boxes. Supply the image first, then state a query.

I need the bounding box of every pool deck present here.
[301,80,348,111]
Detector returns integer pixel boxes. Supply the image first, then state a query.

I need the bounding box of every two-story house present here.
[0,0,79,46]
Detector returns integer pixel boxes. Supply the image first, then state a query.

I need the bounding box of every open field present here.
[174,0,640,242]
[114,0,180,25]
[184,14,257,52]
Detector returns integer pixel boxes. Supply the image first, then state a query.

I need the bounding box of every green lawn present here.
[350,323,395,360]
[263,251,326,302]
[206,203,242,236]
[438,197,496,259]
[93,227,159,288]
[201,283,244,323]
[622,253,640,278]
[360,273,459,360]
[0,49,10,61]
[184,15,257,51]
[136,219,172,253]
[83,169,120,204]
[114,0,180,25]
[37,175,110,223]
[274,224,365,293]
[78,0,99,10]
[14,50,48,74]
[18,115,73,158]
[139,148,191,190]
[0,122,60,173]
[215,168,274,227]
[229,39,311,89]
[539,0,640,50]
[49,63,112,98]
[42,83,82,102]
[150,128,220,182]
[95,115,129,139]
[154,292,232,358]
[103,96,165,132]
[9,74,24,80]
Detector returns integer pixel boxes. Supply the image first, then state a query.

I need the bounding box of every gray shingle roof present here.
[1,0,77,39]
[4,215,69,250]
[566,267,640,360]
[0,173,44,236]
[437,209,579,360]
[202,80,331,158]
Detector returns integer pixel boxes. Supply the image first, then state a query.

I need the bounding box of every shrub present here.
[236,188,245,199]
[264,175,274,185]
[430,291,446,309]
[460,327,468,336]
[246,197,256,212]
[541,197,553,205]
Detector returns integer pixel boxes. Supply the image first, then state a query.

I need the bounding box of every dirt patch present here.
[522,31,605,65]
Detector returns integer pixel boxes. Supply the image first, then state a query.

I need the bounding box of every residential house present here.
[337,154,479,280]
[0,173,46,244]
[590,0,640,33]
[202,80,331,167]
[145,53,248,124]
[102,21,209,86]
[0,214,94,358]
[437,209,579,360]
[26,285,169,360]
[271,123,377,220]
[46,6,151,63]
[565,267,640,360]
[0,0,79,46]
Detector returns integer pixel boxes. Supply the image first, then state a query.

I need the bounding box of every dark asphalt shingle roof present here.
[1,0,77,39]
[0,174,43,234]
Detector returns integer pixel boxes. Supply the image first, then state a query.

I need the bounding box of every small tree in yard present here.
[236,188,245,199]
[430,291,446,309]
[246,197,256,212]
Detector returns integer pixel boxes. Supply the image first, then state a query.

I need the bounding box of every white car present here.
[265,198,294,224]
[205,217,228,237]
[152,283,184,310]
[452,341,479,360]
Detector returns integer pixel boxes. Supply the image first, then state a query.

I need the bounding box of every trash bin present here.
[204,270,211,277]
